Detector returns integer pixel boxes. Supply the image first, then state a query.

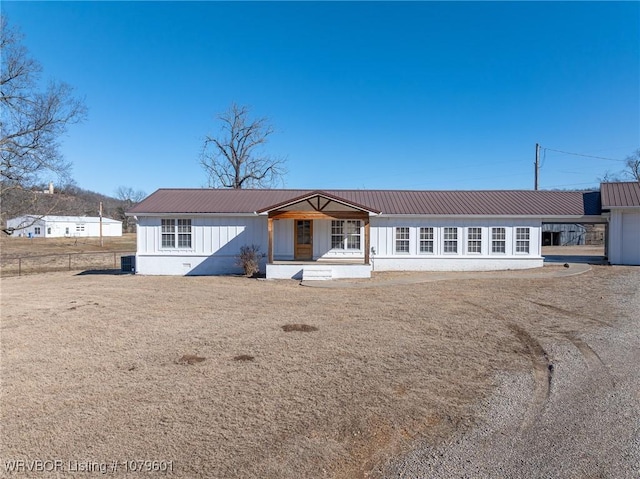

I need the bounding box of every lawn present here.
[0,265,635,478]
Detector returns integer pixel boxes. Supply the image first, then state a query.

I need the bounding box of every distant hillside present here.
[1,184,138,232]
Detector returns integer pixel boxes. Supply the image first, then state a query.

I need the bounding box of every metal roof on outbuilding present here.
[127,188,602,217]
[601,182,640,208]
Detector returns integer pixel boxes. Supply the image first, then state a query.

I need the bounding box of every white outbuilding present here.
[602,182,640,266]
[6,215,123,238]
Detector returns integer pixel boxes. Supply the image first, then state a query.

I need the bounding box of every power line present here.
[542,147,624,162]
[543,181,600,189]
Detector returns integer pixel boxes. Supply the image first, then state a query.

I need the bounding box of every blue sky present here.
[4,1,639,196]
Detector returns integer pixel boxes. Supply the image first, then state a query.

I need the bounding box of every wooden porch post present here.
[364,217,370,264]
[267,217,274,263]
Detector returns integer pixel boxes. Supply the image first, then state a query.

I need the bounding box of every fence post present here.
[18,257,21,276]
[69,254,71,271]
[114,252,117,268]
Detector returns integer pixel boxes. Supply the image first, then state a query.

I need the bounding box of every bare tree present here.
[114,186,146,232]
[598,171,622,183]
[623,148,640,182]
[115,186,146,204]
[1,16,86,207]
[200,103,286,189]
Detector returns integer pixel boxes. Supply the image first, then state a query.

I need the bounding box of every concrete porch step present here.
[302,266,333,281]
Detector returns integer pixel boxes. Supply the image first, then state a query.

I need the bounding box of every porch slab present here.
[266,262,372,280]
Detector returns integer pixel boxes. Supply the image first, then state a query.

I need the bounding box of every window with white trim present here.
[76,224,85,232]
[330,220,361,250]
[467,227,482,253]
[443,227,458,253]
[515,227,530,253]
[162,219,192,248]
[491,227,506,253]
[419,227,434,253]
[395,227,410,253]
[34,227,41,235]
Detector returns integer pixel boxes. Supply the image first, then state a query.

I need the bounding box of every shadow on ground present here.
[543,255,608,265]
[76,269,133,276]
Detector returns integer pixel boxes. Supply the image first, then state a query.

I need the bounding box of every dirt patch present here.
[177,354,206,365]
[233,354,255,361]
[281,323,319,332]
[1,266,635,478]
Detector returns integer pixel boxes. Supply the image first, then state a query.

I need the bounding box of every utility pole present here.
[534,143,540,190]
[99,201,104,247]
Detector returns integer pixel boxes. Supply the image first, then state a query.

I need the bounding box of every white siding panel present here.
[609,210,623,264]
[136,215,268,274]
[274,219,294,259]
[621,211,640,265]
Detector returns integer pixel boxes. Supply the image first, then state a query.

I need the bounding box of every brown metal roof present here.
[601,182,640,208]
[128,188,602,216]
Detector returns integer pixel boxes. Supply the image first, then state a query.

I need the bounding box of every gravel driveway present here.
[382,269,640,479]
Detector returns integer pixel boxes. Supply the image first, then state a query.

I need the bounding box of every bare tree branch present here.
[623,148,640,182]
[114,186,146,232]
[200,103,286,189]
[0,15,86,213]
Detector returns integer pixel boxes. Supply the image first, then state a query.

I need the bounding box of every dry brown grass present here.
[1,265,636,478]
[0,234,136,276]
[0,232,137,257]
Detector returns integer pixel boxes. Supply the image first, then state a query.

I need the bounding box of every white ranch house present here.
[125,185,635,279]
[7,215,123,238]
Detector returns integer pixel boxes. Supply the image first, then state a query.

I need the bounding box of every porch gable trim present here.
[255,190,381,215]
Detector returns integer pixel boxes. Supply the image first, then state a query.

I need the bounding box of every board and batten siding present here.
[273,219,294,259]
[136,215,268,275]
[135,214,544,274]
[370,217,542,271]
[608,209,640,265]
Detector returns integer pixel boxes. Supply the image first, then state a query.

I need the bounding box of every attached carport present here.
[541,191,607,264]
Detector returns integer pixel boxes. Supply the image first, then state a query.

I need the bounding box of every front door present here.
[294,220,313,260]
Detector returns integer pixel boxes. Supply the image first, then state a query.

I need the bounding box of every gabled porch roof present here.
[255,190,381,215]
[260,191,374,266]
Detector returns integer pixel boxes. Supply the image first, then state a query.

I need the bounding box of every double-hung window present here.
[419,227,434,253]
[395,227,410,253]
[331,220,361,250]
[162,219,192,248]
[467,227,482,253]
[491,228,506,253]
[515,227,530,253]
[443,227,458,253]
[34,227,41,235]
